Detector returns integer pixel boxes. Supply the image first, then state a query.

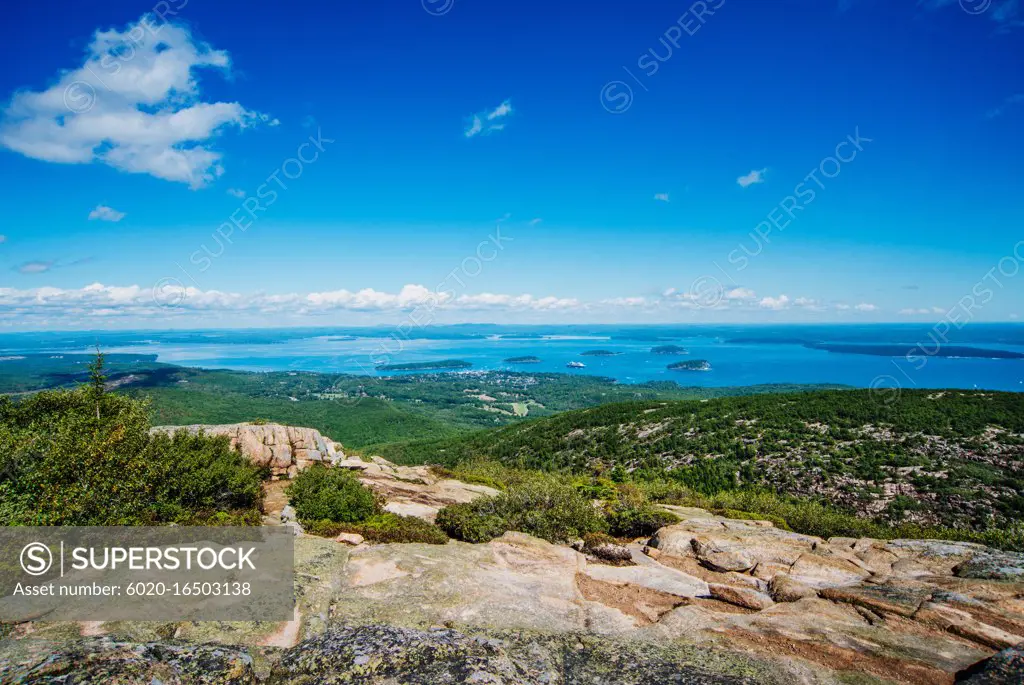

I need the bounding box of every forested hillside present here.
[374,389,1024,532]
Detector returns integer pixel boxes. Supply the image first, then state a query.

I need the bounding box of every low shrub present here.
[435,503,507,543]
[350,513,448,544]
[436,478,606,544]
[286,464,381,524]
[305,513,448,544]
[605,504,680,538]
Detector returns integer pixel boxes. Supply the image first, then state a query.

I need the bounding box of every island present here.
[806,343,1024,360]
[580,350,622,356]
[375,360,473,371]
[651,345,689,355]
[504,356,542,363]
[668,359,712,372]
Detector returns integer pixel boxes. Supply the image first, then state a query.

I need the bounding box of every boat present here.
[566,361,585,369]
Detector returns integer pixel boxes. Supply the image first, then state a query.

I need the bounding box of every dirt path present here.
[263,480,289,521]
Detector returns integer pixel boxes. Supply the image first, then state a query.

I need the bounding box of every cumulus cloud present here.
[465,99,513,138]
[725,287,756,300]
[854,303,878,312]
[653,193,670,202]
[737,168,767,188]
[0,282,586,320]
[0,15,273,188]
[88,204,125,221]
[758,294,790,310]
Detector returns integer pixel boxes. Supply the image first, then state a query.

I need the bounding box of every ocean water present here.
[2,324,1023,392]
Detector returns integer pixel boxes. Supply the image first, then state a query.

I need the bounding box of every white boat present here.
[566,361,585,369]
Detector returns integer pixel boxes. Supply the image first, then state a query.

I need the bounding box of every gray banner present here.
[0,526,294,621]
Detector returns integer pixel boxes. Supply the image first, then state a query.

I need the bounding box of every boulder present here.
[768,573,818,603]
[335,532,365,546]
[956,643,1024,684]
[280,505,297,524]
[691,537,754,573]
[787,553,870,589]
[954,552,1024,581]
[583,537,633,563]
[708,582,775,611]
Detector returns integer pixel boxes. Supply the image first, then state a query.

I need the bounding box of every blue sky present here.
[0,0,1022,329]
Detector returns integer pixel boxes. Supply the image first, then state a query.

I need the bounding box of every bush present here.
[437,478,606,544]
[351,513,448,544]
[605,504,679,538]
[435,503,508,543]
[305,513,449,544]
[0,380,265,526]
[286,464,381,524]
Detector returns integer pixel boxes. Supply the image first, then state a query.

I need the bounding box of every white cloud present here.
[226,188,246,198]
[653,193,670,202]
[0,282,587,320]
[529,218,542,225]
[725,287,756,300]
[759,295,790,310]
[88,204,125,222]
[601,297,648,307]
[486,100,513,120]
[737,168,767,188]
[465,99,513,138]
[835,303,851,311]
[0,15,273,188]
[16,261,54,274]
[898,306,945,316]
[854,303,878,312]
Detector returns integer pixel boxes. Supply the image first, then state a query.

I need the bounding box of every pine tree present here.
[87,346,106,420]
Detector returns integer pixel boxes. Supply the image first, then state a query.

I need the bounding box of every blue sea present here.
[2,324,1024,392]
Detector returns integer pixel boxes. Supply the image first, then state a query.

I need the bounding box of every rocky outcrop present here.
[955,643,1024,683]
[335,455,499,522]
[266,624,762,685]
[150,423,343,477]
[0,636,256,684]
[5,442,1024,684]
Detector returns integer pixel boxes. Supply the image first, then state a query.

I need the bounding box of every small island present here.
[651,345,688,355]
[668,359,712,372]
[375,359,472,372]
[580,350,622,357]
[504,356,542,363]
